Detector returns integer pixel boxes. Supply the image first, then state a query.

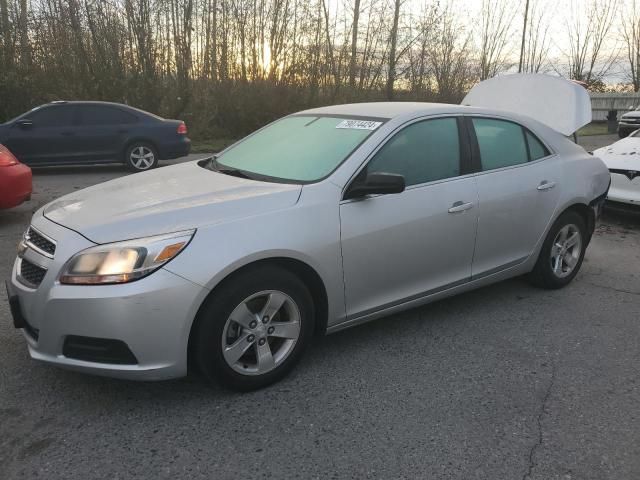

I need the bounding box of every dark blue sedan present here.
[0,101,191,172]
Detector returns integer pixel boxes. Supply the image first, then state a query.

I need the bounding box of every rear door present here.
[340,117,479,318]
[74,105,138,162]
[4,105,77,165]
[468,116,560,278]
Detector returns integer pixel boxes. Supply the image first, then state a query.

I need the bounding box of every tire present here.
[618,129,631,139]
[124,143,158,172]
[528,210,587,289]
[192,265,315,391]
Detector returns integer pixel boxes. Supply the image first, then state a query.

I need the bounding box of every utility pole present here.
[518,0,530,73]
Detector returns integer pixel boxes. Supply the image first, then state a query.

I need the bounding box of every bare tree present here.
[429,5,473,102]
[521,0,552,73]
[564,0,619,84]
[385,0,401,100]
[349,0,360,88]
[477,0,514,80]
[621,0,640,91]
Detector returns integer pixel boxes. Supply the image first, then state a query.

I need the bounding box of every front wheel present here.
[125,143,158,172]
[528,211,587,289]
[192,266,315,391]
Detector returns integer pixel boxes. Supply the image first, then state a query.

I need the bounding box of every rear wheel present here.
[125,143,158,172]
[193,266,314,391]
[528,211,587,289]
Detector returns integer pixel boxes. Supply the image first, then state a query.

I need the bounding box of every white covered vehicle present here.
[593,134,640,207]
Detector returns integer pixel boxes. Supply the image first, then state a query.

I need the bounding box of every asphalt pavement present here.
[1,139,639,479]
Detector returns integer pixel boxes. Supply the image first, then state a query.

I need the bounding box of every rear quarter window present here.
[78,106,138,125]
[526,131,550,160]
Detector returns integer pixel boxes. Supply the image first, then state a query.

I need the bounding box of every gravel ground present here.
[1,137,639,480]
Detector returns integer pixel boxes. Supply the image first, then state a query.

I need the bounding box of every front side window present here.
[217,116,381,182]
[472,118,529,170]
[366,117,461,186]
[27,105,75,127]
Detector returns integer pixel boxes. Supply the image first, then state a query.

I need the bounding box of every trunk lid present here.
[462,74,592,136]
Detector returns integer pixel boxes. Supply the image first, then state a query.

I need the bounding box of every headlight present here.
[59,230,195,285]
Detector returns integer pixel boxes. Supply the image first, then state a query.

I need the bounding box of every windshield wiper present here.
[208,156,254,180]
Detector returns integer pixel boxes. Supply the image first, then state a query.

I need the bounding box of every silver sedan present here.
[7,78,610,390]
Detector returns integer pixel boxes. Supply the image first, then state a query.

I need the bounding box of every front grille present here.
[610,169,640,181]
[19,259,47,287]
[25,227,56,257]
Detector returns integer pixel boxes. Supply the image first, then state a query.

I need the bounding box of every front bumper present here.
[8,216,208,381]
[607,172,640,206]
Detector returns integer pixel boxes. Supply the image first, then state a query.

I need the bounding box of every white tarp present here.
[462,74,592,136]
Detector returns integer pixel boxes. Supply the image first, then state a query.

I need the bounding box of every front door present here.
[340,117,479,318]
[5,104,77,165]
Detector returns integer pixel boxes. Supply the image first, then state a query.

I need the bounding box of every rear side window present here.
[526,131,550,160]
[472,118,528,170]
[28,105,75,127]
[78,106,138,125]
[367,118,461,186]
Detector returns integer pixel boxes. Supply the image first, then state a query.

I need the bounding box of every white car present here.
[593,133,640,207]
[7,75,610,390]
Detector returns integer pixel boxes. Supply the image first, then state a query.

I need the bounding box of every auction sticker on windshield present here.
[335,120,383,130]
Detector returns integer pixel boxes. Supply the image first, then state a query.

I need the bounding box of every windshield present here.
[216,115,383,182]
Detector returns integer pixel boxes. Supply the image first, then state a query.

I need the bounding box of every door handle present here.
[537,181,556,191]
[448,201,474,213]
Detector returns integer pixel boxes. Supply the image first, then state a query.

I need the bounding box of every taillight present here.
[0,144,18,166]
[177,123,187,135]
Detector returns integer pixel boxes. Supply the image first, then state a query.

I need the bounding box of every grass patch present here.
[191,138,238,154]
[578,123,609,136]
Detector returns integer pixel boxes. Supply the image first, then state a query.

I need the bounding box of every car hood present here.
[43,160,302,244]
[594,139,640,170]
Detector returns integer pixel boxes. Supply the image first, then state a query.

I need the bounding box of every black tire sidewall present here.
[532,211,587,289]
[125,143,158,172]
[193,266,315,391]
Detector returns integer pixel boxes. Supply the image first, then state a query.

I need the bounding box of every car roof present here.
[44,101,161,119]
[48,100,130,107]
[298,102,473,120]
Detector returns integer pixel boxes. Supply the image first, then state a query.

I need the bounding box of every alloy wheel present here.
[221,290,301,375]
[130,146,155,170]
[549,224,582,278]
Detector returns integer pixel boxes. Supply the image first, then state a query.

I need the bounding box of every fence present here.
[590,93,640,121]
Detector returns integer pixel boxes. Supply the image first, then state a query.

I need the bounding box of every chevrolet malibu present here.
[7,75,610,390]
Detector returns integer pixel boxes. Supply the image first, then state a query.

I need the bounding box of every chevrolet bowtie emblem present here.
[626,170,639,180]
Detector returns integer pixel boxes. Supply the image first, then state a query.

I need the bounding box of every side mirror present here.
[344,172,405,200]
[15,119,33,129]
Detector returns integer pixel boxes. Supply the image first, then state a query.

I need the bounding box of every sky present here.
[429,0,627,83]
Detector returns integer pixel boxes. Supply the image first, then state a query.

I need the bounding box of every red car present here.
[0,144,32,209]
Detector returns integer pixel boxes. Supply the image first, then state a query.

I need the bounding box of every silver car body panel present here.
[9,98,610,380]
